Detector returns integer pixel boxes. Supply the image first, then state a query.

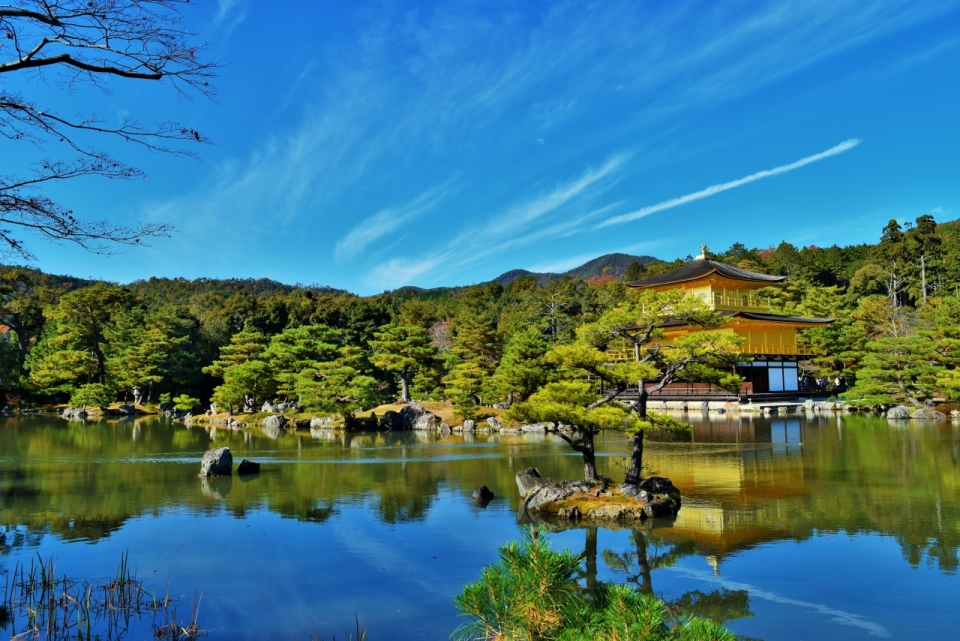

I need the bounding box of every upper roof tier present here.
[627,258,786,288]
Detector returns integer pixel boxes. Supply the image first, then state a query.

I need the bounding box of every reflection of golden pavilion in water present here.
[647,414,810,567]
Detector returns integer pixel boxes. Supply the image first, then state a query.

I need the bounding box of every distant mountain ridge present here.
[492,253,659,286]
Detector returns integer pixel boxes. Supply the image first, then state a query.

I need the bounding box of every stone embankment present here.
[639,398,956,420]
[515,467,681,522]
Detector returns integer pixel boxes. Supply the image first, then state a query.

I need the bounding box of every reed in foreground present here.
[0,551,204,640]
[454,528,734,641]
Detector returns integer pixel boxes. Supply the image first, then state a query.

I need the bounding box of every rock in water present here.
[911,408,947,421]
[237,459,261,475]
[462,419,476,432]
[200,447,233,477]
[886,405,910,419]
[486,417,502,431]
[516,467,547,497]
[472,486,495,503]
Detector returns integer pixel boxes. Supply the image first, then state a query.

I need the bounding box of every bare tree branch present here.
[0,0,218,260]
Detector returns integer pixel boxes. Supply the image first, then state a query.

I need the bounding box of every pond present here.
[0,412,957,640]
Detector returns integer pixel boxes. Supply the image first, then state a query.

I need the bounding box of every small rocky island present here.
[515,467,681,522]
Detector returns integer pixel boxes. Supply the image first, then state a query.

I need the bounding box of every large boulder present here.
[638,476,680,498]
[886,405,911,419]
[116,404,137,415]
[200,447,233,477]
[61,407,86,420]
[486,417,503,431]
[378,411,404,431]
[521,423,547,433]
[515,467,547,497]
[414,412,437,430]
[524,483,576,511]
[310,416,332,429]
[262,414,287,439]
[911,408,947,421]
[399,403,427,430]
[262,414,287,430]
[462,419,476,433]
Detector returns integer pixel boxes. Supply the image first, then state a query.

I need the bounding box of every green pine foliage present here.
[454,528,735,641]
[369,324,437,402]
[70,383,112,410]
[7,213,960,410]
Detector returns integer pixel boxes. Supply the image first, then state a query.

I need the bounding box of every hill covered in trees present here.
[1,215,957,414]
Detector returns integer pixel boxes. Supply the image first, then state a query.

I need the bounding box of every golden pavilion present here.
[625,246,834,396]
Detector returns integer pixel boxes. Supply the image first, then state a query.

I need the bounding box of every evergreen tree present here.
[447,360,487,421]
[491,328,550,404]
[202,331,269,379]
[369,324,436,402]
[905,214,942,304]
[265,324,342,399]
[26,284,137,395]
[212,358,275,412]
[623,260,646,281]
[204,330,273,410]
[876,219,909,306]
[297,346,382,424]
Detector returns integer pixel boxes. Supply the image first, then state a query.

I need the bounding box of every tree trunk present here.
[623,429,645,485]
[634,382,649,419]
[921,254,928,305]
[632,530,654,595]
[399,372,410,402]
[582,428,597,481]
[584,527,599,598]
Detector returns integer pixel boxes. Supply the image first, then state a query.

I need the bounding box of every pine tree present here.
[26,284,137,395]
[447,361,487,421]
[369,324,436,402]
[491,328,550,404]
[204,330,272,411]
[265,324,342,399]
[623,260,647,281]
[202,331,269,379]
[296,346,382,424]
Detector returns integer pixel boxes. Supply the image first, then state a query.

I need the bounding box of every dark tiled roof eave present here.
[626,259,787,288]
[626,310,835,331]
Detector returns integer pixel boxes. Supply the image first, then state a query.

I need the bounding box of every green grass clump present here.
[454,528,734,641]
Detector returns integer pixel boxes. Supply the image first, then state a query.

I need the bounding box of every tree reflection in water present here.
[573,526,755,628]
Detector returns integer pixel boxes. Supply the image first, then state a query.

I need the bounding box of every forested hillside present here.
[2,215,957,413]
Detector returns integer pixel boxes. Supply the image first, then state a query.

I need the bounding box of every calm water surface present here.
[0,413,958,640]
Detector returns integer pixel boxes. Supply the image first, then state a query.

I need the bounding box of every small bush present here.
[70,384,112,411]
[173,394,200,412]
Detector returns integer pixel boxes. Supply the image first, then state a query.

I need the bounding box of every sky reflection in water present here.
[0,413,957,640]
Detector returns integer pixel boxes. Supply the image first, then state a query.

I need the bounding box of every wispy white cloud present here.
[335,183,454,262]
[361,155,626,289]
[213,0,248,36]
[143,0,954,289]
[597,139,862,228]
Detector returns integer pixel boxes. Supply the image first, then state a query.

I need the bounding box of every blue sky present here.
[5,0,960,293]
